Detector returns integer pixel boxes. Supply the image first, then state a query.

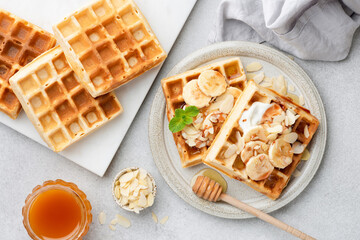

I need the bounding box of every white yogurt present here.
[239,102,272,133]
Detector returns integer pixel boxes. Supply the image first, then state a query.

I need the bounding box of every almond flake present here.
[98,211,106,225]
[246,73,256,80]
[224,144,238,158]
[219,94,234,114]
[292,142,305,154]
[304,125,310,138]
[299,95,305,106]
[246,62,263,72]
[288,85,295,92]
[283,132,298,143]
[267,124,283,134]
[267,133,278,141]
[110,218,118,225]
[293,169,301,177]
[151,211,158,223]
[115,186,121,199]
[116,214,131,228]
[160,216,169,225]
[138,193,147,207]
[301,148,310,160]
[109,224,116,231]
[253,72,265,84]
[287,93,300,104]
[235,132,245,154]
[139,169,148,180]
[120,172,134,183]
[147,193,155,207]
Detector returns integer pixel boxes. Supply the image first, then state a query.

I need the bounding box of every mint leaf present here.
[183,116,193,125]
[175,108,185,117]
[184,106,199,117]
[169,116,186,133]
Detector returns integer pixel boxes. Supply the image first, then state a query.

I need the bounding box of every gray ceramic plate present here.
[149,41,327,219]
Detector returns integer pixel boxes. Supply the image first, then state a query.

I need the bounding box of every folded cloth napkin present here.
[209,0,360,61]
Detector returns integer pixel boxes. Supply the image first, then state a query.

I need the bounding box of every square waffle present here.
[0,9,56,119]
[161,57,247,168]
[203,80,319,200]
[53,0,167,98]
[10,46,123,152]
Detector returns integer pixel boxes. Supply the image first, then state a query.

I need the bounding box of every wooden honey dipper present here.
[192,176,316,240]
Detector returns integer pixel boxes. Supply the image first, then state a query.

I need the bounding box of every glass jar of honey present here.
[22,179,92,240]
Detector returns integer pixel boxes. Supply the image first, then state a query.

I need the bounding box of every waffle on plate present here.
[10,46,123,152]
[0,9,56,119]
[203,80,319,199]
[161,57,247,168]
[53,0,167,98]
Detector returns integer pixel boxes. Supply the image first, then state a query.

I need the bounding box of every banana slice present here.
[261,103,284,124]
[243,126,268,143]
[269,138,293,169]
[241,141,269,164]
[183,80,211,108]
[198,70,227,97]
[246,154,274,181]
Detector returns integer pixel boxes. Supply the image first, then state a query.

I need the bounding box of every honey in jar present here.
[22,180,92,240]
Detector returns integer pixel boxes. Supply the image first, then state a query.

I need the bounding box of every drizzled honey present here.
[29,189,82,239]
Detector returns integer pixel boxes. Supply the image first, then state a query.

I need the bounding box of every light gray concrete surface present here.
[1,1,359,239]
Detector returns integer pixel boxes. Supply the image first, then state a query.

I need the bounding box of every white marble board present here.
[0,0,197,176]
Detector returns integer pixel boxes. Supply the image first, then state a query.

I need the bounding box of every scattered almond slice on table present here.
[151,212,158,223]
[98,212,106,225]
[160,216,169,225]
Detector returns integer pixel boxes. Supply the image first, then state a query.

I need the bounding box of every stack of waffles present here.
[10,46,123,151]
[2,0,166,151]
[0,9,56,119]
[203,80,319,199]
[53,0,166,97]
[161,57,247,167]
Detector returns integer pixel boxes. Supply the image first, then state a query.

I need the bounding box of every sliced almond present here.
[267,124,283,134]
[253,72,265,84]
[120,172,134,183]
[304,125,310,138]
[98,211,106,225]
[235,131,245,154]
[115,186,121,199]
[287,93,300,104]
[288,85,295,92]
[299,95,305,106]
[110,218,118,225]
[116,214,131,228]
[246,62,263,72]
[246,73,256,80]
[301,148,310,160]
[293,169,301,177]
[224,144,238,158]
[160,216,169,225]
[219,94,234,114]
[152,211,158,223]
[283,132,298,144]
[267,133,278,141]
[138,193,147,207]
[109,224,116,231]
[147,193,155,207]
[292,141,305,154]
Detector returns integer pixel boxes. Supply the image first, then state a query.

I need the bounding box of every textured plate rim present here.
[148,41,327,219]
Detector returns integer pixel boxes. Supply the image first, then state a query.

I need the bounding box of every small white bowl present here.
[112,167,157,213]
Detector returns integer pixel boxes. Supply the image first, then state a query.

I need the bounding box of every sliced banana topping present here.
[198,70,228,97]
[243,126,268,143]
[183,80,211,108]
[269,138,293,169]
[246,154,274,181]
[241,141,269,164]
[261,103,284,124]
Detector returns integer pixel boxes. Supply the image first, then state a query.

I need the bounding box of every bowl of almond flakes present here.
[112,167,156,213]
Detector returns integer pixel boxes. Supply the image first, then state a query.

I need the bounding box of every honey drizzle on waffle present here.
[203,80,319,200]
[0,9,56,119]
[10,46,123,152]
[161,57,247,168]
[53,0,166,98]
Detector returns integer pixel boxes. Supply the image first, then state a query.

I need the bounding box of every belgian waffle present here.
[10,46,123,152]
[0,9,56,119]
[203,80,319,199]
[53,0,166,98]
[161,57,247,168]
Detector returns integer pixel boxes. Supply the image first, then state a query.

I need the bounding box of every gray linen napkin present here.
[208,0,360,61]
